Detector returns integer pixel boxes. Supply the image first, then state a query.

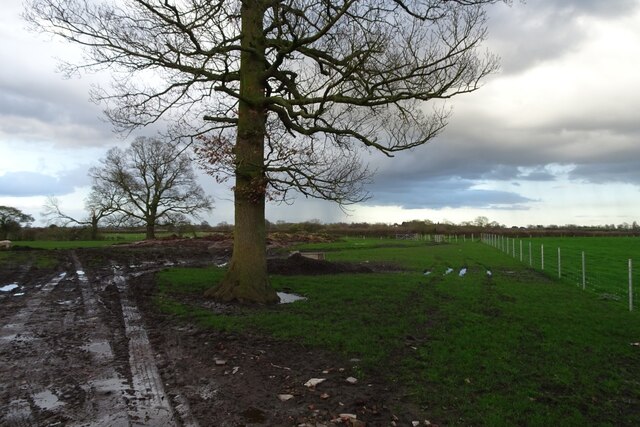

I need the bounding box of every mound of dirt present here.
[267,252,392,275]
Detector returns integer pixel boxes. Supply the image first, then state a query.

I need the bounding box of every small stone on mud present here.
[214,359,227,366]
[304,378,326,388]
[278,394,294,401]
[346,376,358,384]
[320,392,330,399]
[336,413,357,422]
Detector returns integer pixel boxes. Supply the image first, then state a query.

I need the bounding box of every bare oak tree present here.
[26,0,506,303]
[89,137,213,239]
[42,185,123,239]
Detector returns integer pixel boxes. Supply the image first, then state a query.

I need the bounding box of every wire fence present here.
[481,234,638,311]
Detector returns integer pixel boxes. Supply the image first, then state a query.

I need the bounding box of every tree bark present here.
[205,0,279,304]
[90,217,99,240]
[146,221,156,240]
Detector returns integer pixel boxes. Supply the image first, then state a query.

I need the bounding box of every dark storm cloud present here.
[365,175,532,210]
[0,168,90,197]
[569,162,640,185]
[0,1,115,148]
[0,77,115,147]
[0,80,95,125]
[366,127,558,187]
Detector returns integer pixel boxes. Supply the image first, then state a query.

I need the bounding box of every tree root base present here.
[204,279,279,305]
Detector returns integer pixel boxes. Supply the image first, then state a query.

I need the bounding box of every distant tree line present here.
[6,216,640,242]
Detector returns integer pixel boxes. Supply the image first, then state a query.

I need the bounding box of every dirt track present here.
[0,242,413,426]
[0,246,210,426]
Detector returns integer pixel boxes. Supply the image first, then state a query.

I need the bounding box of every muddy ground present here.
[0,240,425,427]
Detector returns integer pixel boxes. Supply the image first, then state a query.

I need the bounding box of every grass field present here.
[13,240,122,249]
[9,231,215,249]
[157,238,640,426]
[486,235,640,304]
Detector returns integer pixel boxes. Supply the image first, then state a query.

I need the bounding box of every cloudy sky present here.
[2,0,640,227]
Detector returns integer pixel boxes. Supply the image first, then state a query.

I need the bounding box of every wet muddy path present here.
[0,246,213,426]
[0,243,408,426]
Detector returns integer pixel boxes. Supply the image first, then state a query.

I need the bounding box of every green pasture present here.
[156,238,640,426]
[0,250,59,269]
[487,236,640,303]
[12,240,120,249]
[8,231,218,249]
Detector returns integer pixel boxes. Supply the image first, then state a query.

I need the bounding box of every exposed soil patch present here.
[0,240,423,426]
[268,252,403,276]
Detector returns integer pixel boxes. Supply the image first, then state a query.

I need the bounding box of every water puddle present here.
[1,332,36,343]
[91,377,128,396]
[82,340,114,360]
[33,389,64,411]
[0,283,19,292]
[277,292,307,304]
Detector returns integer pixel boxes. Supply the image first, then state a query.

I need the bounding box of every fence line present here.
[481,233,636,311]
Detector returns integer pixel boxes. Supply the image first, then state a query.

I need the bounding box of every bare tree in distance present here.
[0,206,35,240]
[26,0,508,303]
[89,137,213,239]
[42,193,119,240]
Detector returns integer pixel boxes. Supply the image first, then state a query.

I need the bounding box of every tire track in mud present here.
[73,252,195,426]
[110,264,199,427]
[0,269,69,426]
[71,252,132,426]
[1,251,198,426]
[0,271,67,346]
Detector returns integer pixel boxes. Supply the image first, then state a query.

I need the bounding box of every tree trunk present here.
[146,221,155,240]
[205,0,278,304]
[90,216,99,240]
